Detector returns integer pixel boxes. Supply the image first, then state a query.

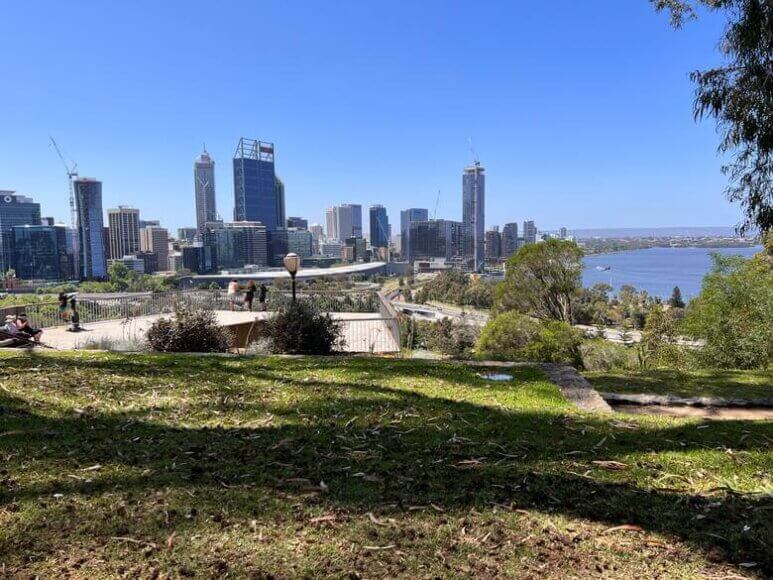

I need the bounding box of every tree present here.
[668,285,686,308]
[494,239,583,323]
[652,0,773,234]
[683,252,773,368]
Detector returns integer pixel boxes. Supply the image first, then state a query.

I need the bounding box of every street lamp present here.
[283,252,300,303]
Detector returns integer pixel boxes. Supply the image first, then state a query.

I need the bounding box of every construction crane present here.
[49,136,78,230]
[468,137,480,167]
[432,189,441,220]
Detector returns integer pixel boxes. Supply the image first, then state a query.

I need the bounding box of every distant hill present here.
[570,226,739,239]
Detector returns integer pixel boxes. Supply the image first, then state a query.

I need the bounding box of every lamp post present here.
[283,252,300,303]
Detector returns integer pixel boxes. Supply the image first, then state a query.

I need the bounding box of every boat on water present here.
[595,266,611,271]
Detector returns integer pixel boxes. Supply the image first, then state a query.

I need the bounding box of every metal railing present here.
[0,288,401,353]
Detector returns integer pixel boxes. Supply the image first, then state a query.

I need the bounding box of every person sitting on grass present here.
[15,314,42,342]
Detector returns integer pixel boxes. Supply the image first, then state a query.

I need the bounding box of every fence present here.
[0,288,401,353]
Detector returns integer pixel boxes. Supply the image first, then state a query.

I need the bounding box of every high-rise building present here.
[309,223,324,254]
[408,219,463,261]
[73,178,107,279]
[286,216,308,230]
[485,227,501,262]
[325,207,338,241]
[320,240,344,259]
[400,208,429,262]
[326,204,362,241]
[523,220,537,244]
[182,244,217,274]
[270,228,313,266]
[0,191,41,273]
[11,224,70,280]
[233,138,285,232]
[369,205,389,249]
[108,206,140,260]
[502,222,519,257]
[139,219,160,229]
[225,221,268,267]
[140,226,169,272]
[344,236,368,263]
[177,227,197,243]
[559,227,568,239]
[136,251,158,274]
[462,163,485,271]
[194,148,217,234]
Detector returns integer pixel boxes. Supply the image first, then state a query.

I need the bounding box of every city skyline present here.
[0,1,742,235]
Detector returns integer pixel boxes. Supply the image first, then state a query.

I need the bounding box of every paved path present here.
[41,311,399,353]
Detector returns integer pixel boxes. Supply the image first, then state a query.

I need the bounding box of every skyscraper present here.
[233,138,285,231]
[11,224,69,280]
[408,219,463,261]
[485,227,501,262]
[502,222,519,257]
[0,191,41,273]
[194,149,217,235]
[325,207,338,241]
[270,228,313,266]
[140,226,169,272]
[400,208,429,262]
[108,206,140,259]
[369,205,389,248]
[462,163,485,272]
[327,204,362,241]
[73,178,107,279]
[523,220,537,244]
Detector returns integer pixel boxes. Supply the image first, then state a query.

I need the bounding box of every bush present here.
[579,339,638,371]
[408,318,479,358]
[682,253,772,369]
[476,311,583,365]
[146,307,232,353]
[264,301,344,355]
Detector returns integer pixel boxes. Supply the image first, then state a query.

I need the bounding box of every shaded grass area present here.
[1,352,771,578]
[585,369,773,401]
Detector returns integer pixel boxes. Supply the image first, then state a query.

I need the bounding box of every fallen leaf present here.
[602,525,644,534]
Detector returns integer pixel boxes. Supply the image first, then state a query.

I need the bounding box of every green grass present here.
[585,368,773,401]
[1,352,771,578]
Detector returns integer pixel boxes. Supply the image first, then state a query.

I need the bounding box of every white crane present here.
[49,136,78,230]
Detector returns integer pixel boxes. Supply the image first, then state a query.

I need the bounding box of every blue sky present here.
[0,0,733,235]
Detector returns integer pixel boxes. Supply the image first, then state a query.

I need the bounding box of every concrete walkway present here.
[41,311,400,353]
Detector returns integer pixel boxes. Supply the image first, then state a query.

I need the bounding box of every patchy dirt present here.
[611,403,773,420]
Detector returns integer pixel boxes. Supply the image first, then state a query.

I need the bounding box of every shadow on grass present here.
[2,359,772,574]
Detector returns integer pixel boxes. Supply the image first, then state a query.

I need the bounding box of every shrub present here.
[411,318,479,358]
[476,311,583,365]
[264,301,344,355]
[146,307,232,353]
[682,253,772,369]
[579,339,638,372]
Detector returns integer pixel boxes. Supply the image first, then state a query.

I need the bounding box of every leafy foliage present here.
[477,311,584,366]
[640,307,691,369]
[683,252,773,368]
[415,271,494,309]
[146,306,233,353]
[264,301,344,355]
[579,339,639,372]
[653,0,773,234]
[404,317,480,358]
[495,240,584,323]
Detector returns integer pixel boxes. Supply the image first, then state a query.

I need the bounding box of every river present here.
[582,246,762,299]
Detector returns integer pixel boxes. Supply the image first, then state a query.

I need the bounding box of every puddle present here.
[478,373,513,382]
[611,403,773,421]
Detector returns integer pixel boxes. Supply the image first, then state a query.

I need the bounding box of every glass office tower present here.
[233,138,285,231]
[73,178,107,279]
[369,205,389,249]
[462,163,485,272]
[11,224,69,280]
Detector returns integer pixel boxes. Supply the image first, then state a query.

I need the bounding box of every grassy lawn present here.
[585,369,773,401]
[1,352,771,578]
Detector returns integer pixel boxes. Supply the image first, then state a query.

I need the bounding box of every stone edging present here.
[465,361,612,413]
[600,392,773,409]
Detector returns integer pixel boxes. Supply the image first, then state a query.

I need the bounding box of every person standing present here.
[244,280,257,312]
[259,283,268,311]
[227,279,243,311]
